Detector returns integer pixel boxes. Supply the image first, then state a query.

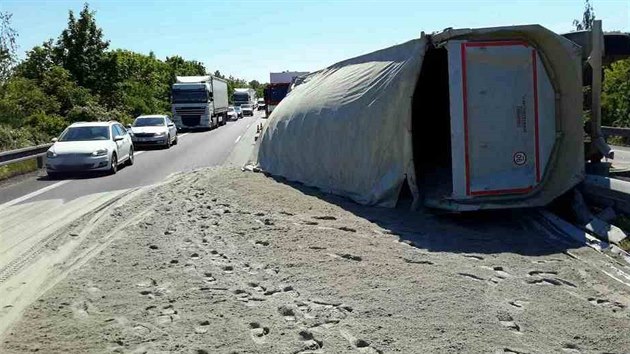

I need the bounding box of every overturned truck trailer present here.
[256,25,584,211]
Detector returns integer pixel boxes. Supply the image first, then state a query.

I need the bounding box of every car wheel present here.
[165,134,171,149]
[47,171,60,180]
[127,147,134,166]
[110,153,118,175]
[173,135,178,145]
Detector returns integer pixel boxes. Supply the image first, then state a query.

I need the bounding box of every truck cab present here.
[232,88,256,108]
[171,76,228,130]
[172,83,215,129]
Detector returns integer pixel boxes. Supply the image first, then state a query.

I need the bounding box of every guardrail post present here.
[36,156,44,169]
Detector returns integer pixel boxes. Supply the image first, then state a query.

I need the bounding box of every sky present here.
[1,0,629,83]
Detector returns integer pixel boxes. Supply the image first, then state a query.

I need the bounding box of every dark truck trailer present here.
[264,83,291,116]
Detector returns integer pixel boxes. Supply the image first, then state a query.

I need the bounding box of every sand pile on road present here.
[2,168,630,353]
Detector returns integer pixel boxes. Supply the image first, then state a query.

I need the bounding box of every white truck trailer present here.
[232,88,257,108]
[171,75,228,130]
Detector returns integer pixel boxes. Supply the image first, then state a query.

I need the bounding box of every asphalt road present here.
[0,111,262,206]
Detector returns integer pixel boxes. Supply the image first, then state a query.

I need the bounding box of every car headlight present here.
[154,131,167,137]
[46,150,57,158]
[92,149,108,157]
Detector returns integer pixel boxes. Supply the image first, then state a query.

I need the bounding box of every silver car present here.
[130,115,178,148]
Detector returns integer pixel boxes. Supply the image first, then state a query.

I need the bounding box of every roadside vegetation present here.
[0,3,265,152]
[0,158,36,181]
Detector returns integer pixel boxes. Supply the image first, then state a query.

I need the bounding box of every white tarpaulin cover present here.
[255,25,584,210]
[258,39,426,207]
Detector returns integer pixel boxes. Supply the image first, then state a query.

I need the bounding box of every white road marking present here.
[179,133,189,138]
[0,180,70,209]
[235,135,242,144]
[135,151,145,156]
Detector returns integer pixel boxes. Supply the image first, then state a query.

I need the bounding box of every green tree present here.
[602,59,630,127]
[0,77,61,127]
[24,112,68,137]
[248,80,265,98]
[165,56,206,81]
[53,3,109,89]
[40,65,94,115]
[0,11,18,83]
[66,101,128,125]
[14,40,57,83]
[99,50,172,115]
[573,0,595,31]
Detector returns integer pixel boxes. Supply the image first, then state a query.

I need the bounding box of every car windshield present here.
[234,107,242,111]
[58,126,110,142]
[133,117,164,127]
[228,107,235,112]
[172,89,208,103]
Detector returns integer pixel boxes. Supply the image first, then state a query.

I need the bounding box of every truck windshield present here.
[172,89,208,103]
[232,92,249,102]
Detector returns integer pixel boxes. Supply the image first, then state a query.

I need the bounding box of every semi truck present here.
[232,88,257,108]
[264,71,309,116]
[171,75,228,130]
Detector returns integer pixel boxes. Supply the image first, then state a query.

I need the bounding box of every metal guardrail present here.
[602,126,630,138]
[0,144,52,168]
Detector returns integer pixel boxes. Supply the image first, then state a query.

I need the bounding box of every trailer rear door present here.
[447,40,556,199]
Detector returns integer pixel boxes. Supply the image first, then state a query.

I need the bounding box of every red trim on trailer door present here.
[470,186,534,196]
[461,41,541,197]
[460,42,471,196]
[532,49,541,183]
[465,40,530,48]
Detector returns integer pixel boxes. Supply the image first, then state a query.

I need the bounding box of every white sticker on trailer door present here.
[448,40,548,198]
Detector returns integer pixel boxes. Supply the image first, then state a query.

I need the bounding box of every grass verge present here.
[0,159,38,181]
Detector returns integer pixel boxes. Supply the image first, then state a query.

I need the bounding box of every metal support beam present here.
[590,20,614,159]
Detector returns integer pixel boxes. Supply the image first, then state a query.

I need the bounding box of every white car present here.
[234,106,243,119]
[227,106,239,121]
[46,121,134,178]
[129,115,178,148]
[241,104,254,116]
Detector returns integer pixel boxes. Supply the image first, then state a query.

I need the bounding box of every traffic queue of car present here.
[45,108,250,178]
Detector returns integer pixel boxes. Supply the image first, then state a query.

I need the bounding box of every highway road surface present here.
[0,111,263,206]
[0,110,264,335]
